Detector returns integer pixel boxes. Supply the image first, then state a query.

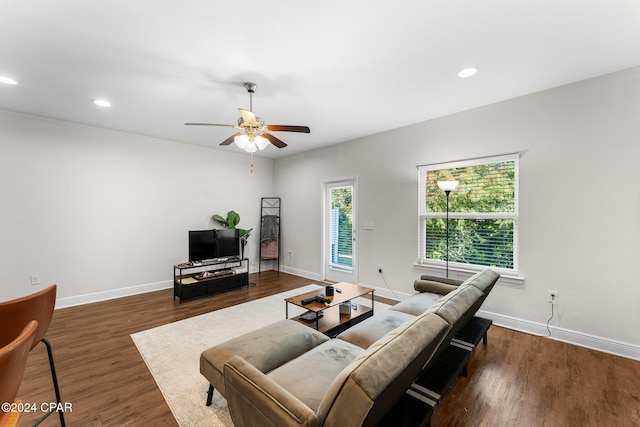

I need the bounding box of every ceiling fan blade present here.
[185,122,236,127]
[262,133,288,148]
[266,125,311,133]
[238,108,257,125]
[220,132,243,146]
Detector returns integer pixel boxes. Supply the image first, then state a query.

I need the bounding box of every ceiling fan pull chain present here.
[250,153,254,172]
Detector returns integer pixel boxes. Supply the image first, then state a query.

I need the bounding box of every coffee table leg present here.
[371,291,375,315]
[285,302,289,319]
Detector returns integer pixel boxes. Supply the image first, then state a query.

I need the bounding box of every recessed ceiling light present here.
[91,98,112,107]
[0,76,18,85]
[457,67,478,78]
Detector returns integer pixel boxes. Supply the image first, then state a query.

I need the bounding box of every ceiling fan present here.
[185,82,310,153]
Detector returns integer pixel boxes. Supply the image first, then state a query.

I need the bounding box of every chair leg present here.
[206,384,214,406]
[34,338,65,427]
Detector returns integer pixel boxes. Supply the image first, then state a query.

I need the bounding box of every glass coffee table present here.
[285,282,375,337]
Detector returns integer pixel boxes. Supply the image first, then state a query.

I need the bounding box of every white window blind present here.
[330,186,353,269]
[418,153,519,272]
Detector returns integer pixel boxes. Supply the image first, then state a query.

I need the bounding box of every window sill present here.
[329,265,353,273]
[413,262,525,286]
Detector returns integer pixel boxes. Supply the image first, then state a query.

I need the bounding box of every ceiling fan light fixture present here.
[186,81,310,168]
[255,135,269,150]
[234,134,249,149]
[245,139,258,153]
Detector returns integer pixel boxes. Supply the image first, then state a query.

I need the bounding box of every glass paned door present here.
[324,178,357,283]
[330,186,353,268]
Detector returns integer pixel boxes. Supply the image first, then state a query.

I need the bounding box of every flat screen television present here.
[215,228,240,258]
[188,229,240,262]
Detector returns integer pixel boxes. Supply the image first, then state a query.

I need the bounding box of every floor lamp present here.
[437,180,459,278]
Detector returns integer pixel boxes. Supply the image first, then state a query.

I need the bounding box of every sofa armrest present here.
[414,279,460,295]
[419,274,464,286]
[224,355,319,427]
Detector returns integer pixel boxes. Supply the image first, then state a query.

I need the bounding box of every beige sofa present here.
[200,269,500,427]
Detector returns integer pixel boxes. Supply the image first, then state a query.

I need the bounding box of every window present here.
[418,153,519,273]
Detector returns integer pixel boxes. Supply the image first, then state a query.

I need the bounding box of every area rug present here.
[131,285,389,427]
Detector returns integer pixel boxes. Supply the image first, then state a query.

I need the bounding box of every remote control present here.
[301,294,326,305]
[301,296,316,305]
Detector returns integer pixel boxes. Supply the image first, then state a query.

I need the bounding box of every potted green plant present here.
[212,210,252,258]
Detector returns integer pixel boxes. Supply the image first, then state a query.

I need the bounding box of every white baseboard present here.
[54,264,318,309]
[56,280,173,309]
[280,265,322,282]
[365,284,412,302]
[478,309,640,361]
[248,263,321,282]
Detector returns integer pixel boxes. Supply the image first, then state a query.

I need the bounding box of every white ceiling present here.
[2,1,640,159]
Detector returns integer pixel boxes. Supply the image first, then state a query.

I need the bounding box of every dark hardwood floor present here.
[16,271,640,426]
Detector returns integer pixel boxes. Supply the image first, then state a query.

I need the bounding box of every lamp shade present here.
[255,135,269,150]
[437,181,459,192]
[234,134,249,149]
[245,139,257,153]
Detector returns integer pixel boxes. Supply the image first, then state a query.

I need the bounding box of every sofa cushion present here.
[413,279,460,295]
[460,269,500,294]
[200,319,329,398]
[457,269,500,314]
[319,312,450,427]
[336,310,415,349]
[393,269,500,318]
[426,285,484,327]
[224,355,320,427]
[266,339,366,412]
[389,291,442,316]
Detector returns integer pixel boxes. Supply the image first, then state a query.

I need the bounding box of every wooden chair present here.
[0,320,38,427]
[0,285,65,426]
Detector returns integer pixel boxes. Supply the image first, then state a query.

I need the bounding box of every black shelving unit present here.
[173,258,248,303]
[259,197,281,273]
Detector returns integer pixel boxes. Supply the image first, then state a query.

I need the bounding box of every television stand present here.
[173,257,249,303]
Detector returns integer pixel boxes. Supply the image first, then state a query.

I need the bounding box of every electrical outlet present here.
[548,290,559,304]
[30,275,41,286]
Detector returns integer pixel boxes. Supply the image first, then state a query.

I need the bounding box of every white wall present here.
[3,67,638,358]
[0,110,273,305]
[274,67,640,358]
